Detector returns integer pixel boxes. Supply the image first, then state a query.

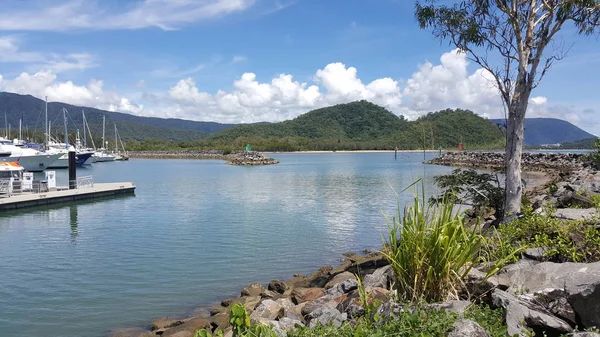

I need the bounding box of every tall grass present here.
[381,183,483,303]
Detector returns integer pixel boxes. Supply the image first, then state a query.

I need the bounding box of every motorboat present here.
[0,161,24,195]
[0,139,62,172]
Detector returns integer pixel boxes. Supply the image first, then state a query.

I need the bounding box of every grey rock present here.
[523,247,548,261]
[300,297,339,317]
[324,271,356,289]
[502,261,600,328]
[307,307,347,328]
[363,265,395,290]
[325,279,358,298]
[447,319,490,337]
[275,298,295,312]
[241,283,265,297]
[375,301,405,320]
[492,289,573,336]
[428,300,472,314]
[533,288,577,325]
[568,333,600,337]
[249,299,284,323]
[553,208,598,221]
[345,304,365,319]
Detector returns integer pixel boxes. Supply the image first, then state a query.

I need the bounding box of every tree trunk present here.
[504,96,528,216]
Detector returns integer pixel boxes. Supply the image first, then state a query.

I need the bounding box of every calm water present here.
[0,152,452,337]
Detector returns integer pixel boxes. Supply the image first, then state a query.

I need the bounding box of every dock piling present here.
[68,151,76,189]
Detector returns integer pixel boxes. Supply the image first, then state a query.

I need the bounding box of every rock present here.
[108,328,148,337]
[363,265,395,290]
[533,288,577,325]
[275,298,295,312]
[428,300,472,314]
[557,190,594,208]
[301,297,339,317]
[325,279,358,298]
[249,299,284,322]
[137,332,156,337]
[523,247,549,261]
[242,295,261,313]
[277,317,304,332]
[259,290,279,299]
[492,289,573,336]
[268,280,288,294]
[241,283,265,297]
[568,333,600,337]
[369,287,391,303]
[209,313,230,330]
[447,319,490,337]
[502,261,600,328]
[161,317,212,337]
[288,265,333,289]
[190,308,211,318]
[291,287,325,304]
[553,208,597,221]
[150,317,184,331]
[324,272,356,289]
[221,298,235,307]
[307,307,347,328]
[345,304,365,319]
[375,301,405,320]
[167,332,193,337]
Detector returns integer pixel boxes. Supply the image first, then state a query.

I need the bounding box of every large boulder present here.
[363,265,395,290]
[553,208,598,221]
[241,283,265,297]
[447,319,490,337]
[301,297,339,317]
[161,317,212,337]
[249,299,284,322]
[492,289,573,336]
[428,300,472,314]
[502,261,600,328]
[325,279,358,298]
[150,317,184,331]
[324,272,356,289]
[291,287,325,304]
[268,280,288,294]
[307,307,347,328]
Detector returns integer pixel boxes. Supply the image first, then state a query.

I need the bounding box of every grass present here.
[380,183,484,303]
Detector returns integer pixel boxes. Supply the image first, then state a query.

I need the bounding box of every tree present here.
[415,0,600,216]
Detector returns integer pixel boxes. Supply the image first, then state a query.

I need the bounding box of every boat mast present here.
[19,118,22,141]
[114,123,117,153]
[4,112,7,138]
[45,96,48,149]
[63,108,68,150]
[102,115,105,150]
[84,112,96,150]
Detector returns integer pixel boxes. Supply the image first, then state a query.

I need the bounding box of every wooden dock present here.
[0,182,136,211]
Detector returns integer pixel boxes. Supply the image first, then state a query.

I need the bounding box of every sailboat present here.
[91,115,116,163]
[46,108,94,169]
[113,124,129,161]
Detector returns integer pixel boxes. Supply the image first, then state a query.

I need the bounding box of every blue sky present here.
[0,0,598,134]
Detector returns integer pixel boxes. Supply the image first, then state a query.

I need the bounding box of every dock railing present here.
[76,176,94,189]
[1,175,95,198]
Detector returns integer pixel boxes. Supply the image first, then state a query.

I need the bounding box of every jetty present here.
[0,180,135,211]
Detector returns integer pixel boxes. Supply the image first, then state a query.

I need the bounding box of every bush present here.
[381,188,484,303]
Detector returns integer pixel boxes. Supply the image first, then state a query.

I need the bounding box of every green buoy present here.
[246,144,251,151]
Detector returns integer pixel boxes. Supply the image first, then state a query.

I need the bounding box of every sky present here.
[0,0,599,134]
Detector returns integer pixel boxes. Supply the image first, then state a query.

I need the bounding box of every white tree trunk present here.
[504,97,528,216]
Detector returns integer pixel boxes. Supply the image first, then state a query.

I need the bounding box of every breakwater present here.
[128,151,279,165]
[428,151,586,172]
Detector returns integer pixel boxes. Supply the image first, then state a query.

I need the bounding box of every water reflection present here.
[70,205,78,243]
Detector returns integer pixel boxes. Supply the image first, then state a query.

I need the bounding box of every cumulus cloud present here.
[0,49,595,134]
[0,0,256,31]
[0,70,143,114]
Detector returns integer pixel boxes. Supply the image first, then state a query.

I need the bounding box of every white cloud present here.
[0,49,595,135]
[0,0,256,31]
[232,55,247,63]
[0,70,143,114]
[0,35,96,73]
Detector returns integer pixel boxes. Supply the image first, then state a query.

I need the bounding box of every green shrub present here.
[381,187,484,303]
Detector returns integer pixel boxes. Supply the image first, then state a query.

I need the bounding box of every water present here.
[0,152,452,337]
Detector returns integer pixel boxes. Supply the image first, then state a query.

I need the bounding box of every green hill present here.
[201,101,505,151]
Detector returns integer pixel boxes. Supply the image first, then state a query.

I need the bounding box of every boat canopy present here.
[0,162,25,172]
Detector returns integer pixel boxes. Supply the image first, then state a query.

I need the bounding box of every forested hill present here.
[0,92,236,141]
[201,101,506,151]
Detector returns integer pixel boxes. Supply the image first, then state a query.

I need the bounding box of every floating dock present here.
[0,182,136,211]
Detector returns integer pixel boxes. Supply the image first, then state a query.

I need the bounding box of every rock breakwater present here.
[128,150,278,166]
[428,151,586,172]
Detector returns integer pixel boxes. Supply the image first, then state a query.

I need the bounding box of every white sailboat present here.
[113,123,128,161]
[92,115,115,163]
[46,108,94,169]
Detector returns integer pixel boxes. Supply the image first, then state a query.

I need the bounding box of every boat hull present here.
[0,153,63,172]
[48,152,95,168]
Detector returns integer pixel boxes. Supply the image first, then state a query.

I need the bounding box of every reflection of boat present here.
[0,138,62,172]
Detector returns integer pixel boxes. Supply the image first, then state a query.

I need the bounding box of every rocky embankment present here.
[128,151,278,166]
[110,249,600,337]
[428,151,586,172]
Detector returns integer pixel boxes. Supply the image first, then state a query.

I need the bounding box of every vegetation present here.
[415,0,600,216]
[381,186,484,303]
[432,169,505,219]
[559,137,597,150]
